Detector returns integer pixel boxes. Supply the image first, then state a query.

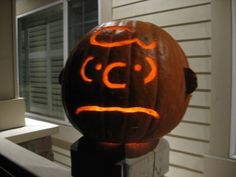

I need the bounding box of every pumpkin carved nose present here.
[103,62,127,89]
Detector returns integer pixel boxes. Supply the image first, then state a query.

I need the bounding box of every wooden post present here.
[71,137,169,177]
[71,136,124,177]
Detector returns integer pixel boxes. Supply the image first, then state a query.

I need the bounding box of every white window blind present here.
[18,4,64,120]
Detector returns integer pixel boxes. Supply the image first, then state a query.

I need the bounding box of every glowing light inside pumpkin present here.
[80,56,158,87]
[80,56,94,82]
[90,26,157,49]
[99,141,155,149]
[144,56,158,84]
[95,63,102,71]
[80,26,158,88]
[103,62,127,89]
[134,64,142,71]
[75,105,160,119]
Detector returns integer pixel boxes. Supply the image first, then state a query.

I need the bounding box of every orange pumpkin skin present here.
[62,21,194,152]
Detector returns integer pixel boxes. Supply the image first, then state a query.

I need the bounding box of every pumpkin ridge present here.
[101,46,111,141]
[102,42,112,141]
[121,20,132,142]
[141,23,159,141]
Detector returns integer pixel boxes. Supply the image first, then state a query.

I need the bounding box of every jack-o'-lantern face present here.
[76,26,160,120]
[61,21,197,148]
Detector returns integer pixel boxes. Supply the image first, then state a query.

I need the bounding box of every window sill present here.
[0,118,59,143]
[0,118,70,177]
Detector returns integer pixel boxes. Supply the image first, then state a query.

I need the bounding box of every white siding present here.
[112,1,211,177]
[52,145,71,167]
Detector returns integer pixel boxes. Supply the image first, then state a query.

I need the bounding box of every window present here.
[17,0,99,123]
[68,0,98,51]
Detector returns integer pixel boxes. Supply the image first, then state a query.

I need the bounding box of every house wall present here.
[210,0,231,159]
[0,0,16,99]
[0,0,25,131]
[112,0,211,177]
[14,0,236,176]
[16,0,58,15]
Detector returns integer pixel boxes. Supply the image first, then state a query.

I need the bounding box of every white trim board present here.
[0,118,70,176]
[231,0,236,159]
[0,118,59,143]
[0,138,70,177]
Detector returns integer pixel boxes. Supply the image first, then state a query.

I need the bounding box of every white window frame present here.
[231,0,236,159]
[16,0,111,125]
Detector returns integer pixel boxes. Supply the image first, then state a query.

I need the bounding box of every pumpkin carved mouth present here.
[75,105,160,119]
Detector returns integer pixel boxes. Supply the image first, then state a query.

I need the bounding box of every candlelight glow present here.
[75,106,160,119]
[80,56,157,87]
[90,26,157,49]
[102,62,127,89]
[80,56,94,82]
[144,56,157,84]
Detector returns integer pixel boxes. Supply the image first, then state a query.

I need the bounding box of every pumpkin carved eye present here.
[144,56,157,84]
[80,56,94,82]
[95,63,102,71]
[134,64,142,71]
[80,56,158,88]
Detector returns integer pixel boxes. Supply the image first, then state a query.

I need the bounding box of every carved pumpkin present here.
[61,20,197,157]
